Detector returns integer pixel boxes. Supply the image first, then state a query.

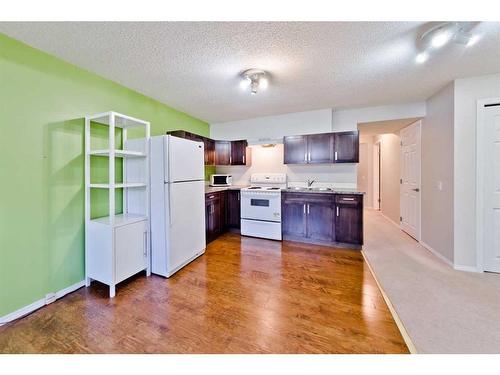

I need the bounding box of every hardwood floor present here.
[0,233,408,353]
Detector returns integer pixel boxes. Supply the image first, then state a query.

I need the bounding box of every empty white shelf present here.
[89,183,146,189]
[90,213,147,227]
[90,150,146,158]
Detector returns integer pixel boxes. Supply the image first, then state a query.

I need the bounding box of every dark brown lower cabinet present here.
[206,191,225,244]
[334,195,363,245]
[206,190,241,244]
[226,190,241,229]
[282,192,363,248]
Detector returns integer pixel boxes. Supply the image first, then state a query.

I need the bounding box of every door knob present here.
[412,188,420,192]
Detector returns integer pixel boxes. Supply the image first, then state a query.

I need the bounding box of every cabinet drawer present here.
[282,192,333,203]
[205,192,220,202]
[335,194,362,205]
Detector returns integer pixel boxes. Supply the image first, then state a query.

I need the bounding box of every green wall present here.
[0,33,215,317]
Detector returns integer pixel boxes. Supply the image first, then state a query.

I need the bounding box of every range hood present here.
[247,137,283,146]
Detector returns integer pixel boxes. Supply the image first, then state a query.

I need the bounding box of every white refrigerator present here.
[150,135,206,277]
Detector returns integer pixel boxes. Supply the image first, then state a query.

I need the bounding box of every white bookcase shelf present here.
[85,111,151,298]
[89,149,147,158]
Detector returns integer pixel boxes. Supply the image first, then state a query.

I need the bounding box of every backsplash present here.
[215,144,357,188]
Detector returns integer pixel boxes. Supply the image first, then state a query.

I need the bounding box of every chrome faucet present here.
[307,179,315,188]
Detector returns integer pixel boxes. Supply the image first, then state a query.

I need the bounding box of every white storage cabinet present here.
[84,111,151,297]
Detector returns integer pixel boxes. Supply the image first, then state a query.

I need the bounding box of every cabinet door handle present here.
[243,155,245,164]
[304,152,307,162]
[143,231,148,257]
[229,156,232,164]
[342,197,355,201]
[334,151,338,161]
[336,206,340,216]
[208,195,215,198]
[307,204,310,214]
[303,204,306,214]
[308,152,311,162]
[238,193,240,201]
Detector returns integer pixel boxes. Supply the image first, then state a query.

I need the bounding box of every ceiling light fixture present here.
[240,69,269,95]
[416,22,479,64]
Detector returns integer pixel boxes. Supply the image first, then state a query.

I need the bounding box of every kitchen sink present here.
[287,187,333,191]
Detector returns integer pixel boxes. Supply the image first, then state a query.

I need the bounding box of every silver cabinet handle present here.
[336,206,340,216]
[334,151,338,161]
[342,197,355,201]
[238,193,240,201]
[243,155,245,164]
[208,195,215,198]
[143,231,148,257]
[308,152,311,162]
[307,204,310,214]
[303,204,306,214]
[304,152,307,162]
[229,156,232,164]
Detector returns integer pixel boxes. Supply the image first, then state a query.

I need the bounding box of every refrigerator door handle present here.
[168,184,173,227]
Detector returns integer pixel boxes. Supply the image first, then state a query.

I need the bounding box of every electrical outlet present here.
[45,292,56,305]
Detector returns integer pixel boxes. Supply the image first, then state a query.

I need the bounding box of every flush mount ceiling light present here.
[240,69,269,95]
[415,22,479,64]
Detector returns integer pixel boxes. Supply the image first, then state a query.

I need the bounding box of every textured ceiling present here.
[1,22,500,123]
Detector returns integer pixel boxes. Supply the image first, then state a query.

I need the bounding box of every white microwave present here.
[210,174,232,187]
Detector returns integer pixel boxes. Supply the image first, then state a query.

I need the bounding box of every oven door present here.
[241,193,281,222]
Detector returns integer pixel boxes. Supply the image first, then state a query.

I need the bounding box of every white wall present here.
[211,103,425,186]
[453,73,500,269]
[422,82,454,263]
[374,133,401,224]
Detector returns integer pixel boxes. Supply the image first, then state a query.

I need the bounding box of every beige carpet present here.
[362,210,500,354]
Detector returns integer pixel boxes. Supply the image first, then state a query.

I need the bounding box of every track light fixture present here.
[415,22,479,64]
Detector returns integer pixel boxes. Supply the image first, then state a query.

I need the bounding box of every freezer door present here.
[166,135,204,183]
[166,180,206,275]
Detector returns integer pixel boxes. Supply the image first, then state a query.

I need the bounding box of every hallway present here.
[363,209,500,353]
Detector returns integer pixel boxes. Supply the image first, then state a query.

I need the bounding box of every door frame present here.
[399,120,422,241]
[373,141,381,210]
[476,97,500,272]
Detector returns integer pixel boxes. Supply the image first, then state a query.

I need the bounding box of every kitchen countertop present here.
[205,185,249,194]
[282,187,365,195]
[205,185,364,195]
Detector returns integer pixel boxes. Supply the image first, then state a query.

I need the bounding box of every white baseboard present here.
[419,241,454,267]
[379,211,401,229]
[453,264,481,273]
[0,280,85,326]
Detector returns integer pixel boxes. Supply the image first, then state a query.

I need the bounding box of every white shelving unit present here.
[84,111,151,297]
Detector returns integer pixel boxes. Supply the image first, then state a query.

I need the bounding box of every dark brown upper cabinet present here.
[307,133,335,164]
[230,140,248,165]
[283,131,359,165]
[283,135,308,164]
[215,141,231,166]
[334,131,359,163]
[204,138,215,165]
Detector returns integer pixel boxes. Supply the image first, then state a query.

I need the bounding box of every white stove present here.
[240,173,286,241]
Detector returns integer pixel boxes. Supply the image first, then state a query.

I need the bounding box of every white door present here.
[166,135,205,182]
[167,180,206,275]
[482,104,500,273]
[400,120,421,240]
